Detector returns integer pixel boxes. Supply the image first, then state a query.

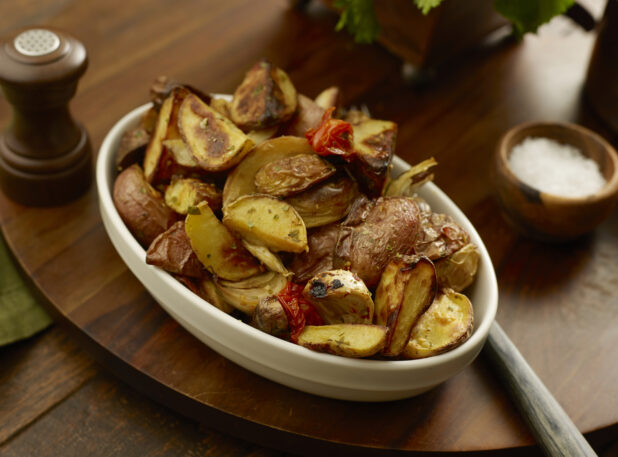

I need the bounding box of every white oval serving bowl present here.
[97,102,498,402]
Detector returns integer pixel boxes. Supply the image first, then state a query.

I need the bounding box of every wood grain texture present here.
[0,327,96,444]
[484,323,597,457]
[0,0,617,455]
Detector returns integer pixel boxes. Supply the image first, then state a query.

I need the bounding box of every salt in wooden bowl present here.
[493,122,618,241]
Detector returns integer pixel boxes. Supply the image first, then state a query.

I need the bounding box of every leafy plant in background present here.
[334,0,576,43]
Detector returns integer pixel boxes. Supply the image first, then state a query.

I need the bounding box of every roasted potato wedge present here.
[303,270,374,324]
[288,223,339,283]
[222,136,314,206]
[254,153,335,198]
[348,118,397,197]
[385,157,438,197]
[286,175,358,228]
[281,94,324,137]
[116,126,150,171]
[297,324,387,358]
[149,76,211,111]
[223,195,307,253]
[179,93,254,172]
[215,271,287,314]
[434,243,480,292]
[160,138,199,168]
[185,201,262,281]
[314,86,341,112]
[251,295,289,338]
[415,212,470,261]
[164,177,222,215]
[144,87,195,183]
[113,164,178,247]
[143,92,174,182]
[404,289,474,359]
[230,60,297,131]
[374,256,437,357]
[334,196,420,288]
[146,221,203,277]
[241,240,291,277]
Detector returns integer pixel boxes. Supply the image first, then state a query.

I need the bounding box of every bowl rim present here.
[497,121,618,204]
[96,102,498,379]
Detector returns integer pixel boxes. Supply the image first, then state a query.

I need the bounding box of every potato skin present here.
[113,164,178,247]
[116,126,149,171]
[288,223,339,283]
[414,212,470,260]
[251,295,289,338]
[281,94,324,137]
[146,221,203,277]
[222,136,314,207]
[374,255,437,357]
[254,153,335,198]
[286,175,358,228]
[333,196,420,288]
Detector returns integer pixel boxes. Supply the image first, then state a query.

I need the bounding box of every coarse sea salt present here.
[508,137,606,198]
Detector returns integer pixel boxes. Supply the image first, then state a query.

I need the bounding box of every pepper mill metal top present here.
[0,27,91,206]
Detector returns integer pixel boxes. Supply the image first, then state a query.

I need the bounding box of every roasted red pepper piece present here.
[277,282,323,343]
[305,107,354,159]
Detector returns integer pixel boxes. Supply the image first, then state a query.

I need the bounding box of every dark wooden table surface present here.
[1,1,618,456]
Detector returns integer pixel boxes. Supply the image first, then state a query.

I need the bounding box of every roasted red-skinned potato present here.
[116,126,150,171]
[146,221,204,277]
[254,153,335,198]
[229,60,297,131]
[113,164,178,247]
[288,223,339,283]
[281,94,324,137]
[334,196,421,288]
[286,175,358,228]
[374,255,437,357]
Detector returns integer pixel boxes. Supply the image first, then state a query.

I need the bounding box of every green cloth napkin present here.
[0,234,52,346]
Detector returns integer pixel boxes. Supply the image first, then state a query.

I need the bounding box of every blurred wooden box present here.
[325,0,509,68]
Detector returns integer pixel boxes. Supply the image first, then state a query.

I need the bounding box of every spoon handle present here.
[483,322,598,457]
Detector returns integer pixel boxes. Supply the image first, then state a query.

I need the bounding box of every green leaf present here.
[334,0,381,44]
[414,0,446,15]
[494,0,575,35]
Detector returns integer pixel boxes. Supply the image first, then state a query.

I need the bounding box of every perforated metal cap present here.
[0,27,87,86]
[14,29,60,56]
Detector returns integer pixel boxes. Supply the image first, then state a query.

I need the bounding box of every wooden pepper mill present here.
[0,27,91,206]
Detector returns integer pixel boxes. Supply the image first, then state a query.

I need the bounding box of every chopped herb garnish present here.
[273,214,279,220]
[252,84,264,96]
[187,206,201,215]
[288,229,299,241]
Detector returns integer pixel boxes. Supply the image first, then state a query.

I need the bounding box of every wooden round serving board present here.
[1,0,617,455]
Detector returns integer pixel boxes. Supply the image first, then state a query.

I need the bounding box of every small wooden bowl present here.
[493,122,618,241]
